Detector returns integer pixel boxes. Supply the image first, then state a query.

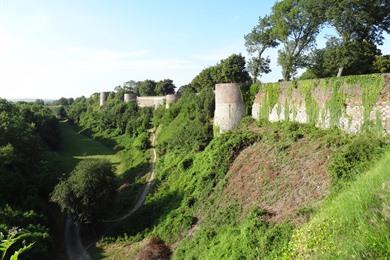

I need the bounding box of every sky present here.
[0,0,389,99]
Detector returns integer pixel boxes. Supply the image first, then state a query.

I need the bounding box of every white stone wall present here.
[252,99,390,134]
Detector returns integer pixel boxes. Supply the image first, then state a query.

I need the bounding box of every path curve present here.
[65,217,91,260]
[65,131,157,260]
[103,131,157,223]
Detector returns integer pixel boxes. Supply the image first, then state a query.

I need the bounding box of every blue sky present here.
[0,0,389,99]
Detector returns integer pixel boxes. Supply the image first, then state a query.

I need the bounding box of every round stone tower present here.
[124,92,137,103]
[214,83,245,133]
[165,94,178,108]
[100,92,109,107]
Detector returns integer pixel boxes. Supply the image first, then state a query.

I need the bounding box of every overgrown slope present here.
[95,112,389,259]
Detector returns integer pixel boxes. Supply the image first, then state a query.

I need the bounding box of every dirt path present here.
[103,131,157,223]
[64,131,157,259]
[65,217,91,260]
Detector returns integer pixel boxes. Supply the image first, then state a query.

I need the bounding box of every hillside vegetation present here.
[84,88,389,259]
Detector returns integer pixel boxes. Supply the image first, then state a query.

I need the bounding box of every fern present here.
[10,243,34,260]
[0,233,34,260]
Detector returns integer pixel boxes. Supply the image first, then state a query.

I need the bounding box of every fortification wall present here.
[136,96,166,108]
[214,83,245,133]
[252,74,390,134]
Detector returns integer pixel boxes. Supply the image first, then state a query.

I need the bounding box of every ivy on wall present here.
[254,74,386,133]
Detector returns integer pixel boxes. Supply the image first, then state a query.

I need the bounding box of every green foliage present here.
[306,37,382,78]
[175,209,293,260]
[374,55,390,73]
[244,16,278,81]
[66,92,153,138]
[285,152,390,259]
[256,74,386,132]
[328,135,389,183]
[191,54,250,92]
[259,83,280,120]
[51,159,116,223]
[155,79,176,95]
[154,89,214,154]
[270,0,324,80]
[0,233,34,260]
[299,80,319,124]
[137,80,157,96]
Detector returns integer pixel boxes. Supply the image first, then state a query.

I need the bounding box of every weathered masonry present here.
[136,94,178,109]
[214,83,245,133]
[252,73,390,134]
[100,92,178,109]
[100,92,109,107]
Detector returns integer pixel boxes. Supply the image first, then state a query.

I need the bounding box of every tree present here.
[270,0,325,81]
[374,55,390,73]
[156,79,176,95]
[325,0,390,76]
[301,37,381,79]
[51,159,116,223]
[137,80,157,96]
[244,16,279,81]
[220,54,251,83]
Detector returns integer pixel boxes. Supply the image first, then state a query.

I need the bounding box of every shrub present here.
[51,159,117,223]
[328,135,389,182]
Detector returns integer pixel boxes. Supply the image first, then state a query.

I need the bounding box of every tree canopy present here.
[51,159,116,223]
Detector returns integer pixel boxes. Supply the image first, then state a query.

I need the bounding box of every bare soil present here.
[220,128,332,224]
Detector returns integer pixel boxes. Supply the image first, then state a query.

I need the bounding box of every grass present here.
[285,152,390,259]
[57,121,118,173]
[57,121,149,177]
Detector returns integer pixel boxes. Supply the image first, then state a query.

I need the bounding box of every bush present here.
[135,237,171,260]
[51,159,117,223]
[328,135,389,182]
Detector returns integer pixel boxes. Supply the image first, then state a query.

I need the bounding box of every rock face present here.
[100,92,109,107]
[214,83,245,133]
[252,73,390,134]
[124,93,137,103]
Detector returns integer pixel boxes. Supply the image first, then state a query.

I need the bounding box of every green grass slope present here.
[285,152,390,259]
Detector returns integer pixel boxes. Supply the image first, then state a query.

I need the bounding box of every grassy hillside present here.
[286,152,390,259]
[94,117,389,259]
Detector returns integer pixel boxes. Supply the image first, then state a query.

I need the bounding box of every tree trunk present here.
[337,66,344,77]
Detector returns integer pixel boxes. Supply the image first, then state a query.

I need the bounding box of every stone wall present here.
[214,83,245,133]
[136,96,166,108]
[252,74,390,134]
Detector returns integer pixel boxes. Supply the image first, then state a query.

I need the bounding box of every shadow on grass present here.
[57,122,116,173]
[104,190,183,238]
[119,162,151,183]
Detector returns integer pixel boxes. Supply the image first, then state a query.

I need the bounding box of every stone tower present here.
[100,92,109,107]
[124,92,137,103]
[214,83,245,133]
[165,94,178,108]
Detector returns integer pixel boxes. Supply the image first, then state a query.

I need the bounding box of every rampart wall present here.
[252,74,390,134]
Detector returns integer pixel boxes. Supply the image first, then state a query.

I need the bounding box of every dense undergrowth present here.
[95,86,390,259]
[0,99,61,259]
[286,152,390,259]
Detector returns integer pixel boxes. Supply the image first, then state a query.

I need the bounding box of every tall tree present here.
[325,0,390,76]
[156,79,176,95]
[137,80,157,96]
[270,0,325,81]
[244,16,278,82]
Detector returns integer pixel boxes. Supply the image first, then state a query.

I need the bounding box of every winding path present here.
[64,131,157,260]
